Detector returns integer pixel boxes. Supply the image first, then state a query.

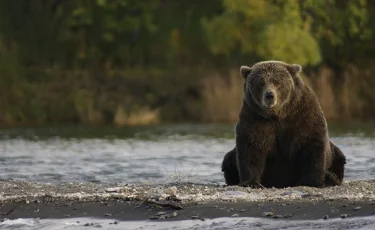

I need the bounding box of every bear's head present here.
[240,60,303,118]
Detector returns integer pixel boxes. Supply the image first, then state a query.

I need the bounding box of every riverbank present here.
[1,180,375,222]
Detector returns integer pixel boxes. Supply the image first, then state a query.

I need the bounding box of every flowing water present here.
[0,122,374,229]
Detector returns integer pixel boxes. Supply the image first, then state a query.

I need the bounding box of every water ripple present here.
[0,127,374,184]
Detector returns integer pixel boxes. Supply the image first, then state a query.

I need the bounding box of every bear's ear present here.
[286,64,302,76]
[240,66,252,79]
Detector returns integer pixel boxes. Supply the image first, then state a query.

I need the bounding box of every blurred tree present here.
[67,0,159,68]
[0,0,374,125]
[202,0,321,66]
[301,0,373,70]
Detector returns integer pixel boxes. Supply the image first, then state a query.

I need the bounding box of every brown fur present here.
[221,61,346,188]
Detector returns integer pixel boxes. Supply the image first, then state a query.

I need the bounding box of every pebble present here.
[105,187,122,193]
[261,212,274,217]
[231,214,239,217]
[165,186,178,195]
[104,213,112,217]
[150,211,178,220]
[341,214,351,219]
[323,215,329,220]
[283,213,292,218]
[353,206,362,211]
[157,211,166,215]
[83,223,102,227]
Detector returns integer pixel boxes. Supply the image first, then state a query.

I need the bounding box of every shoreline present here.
[1,199,375,222]
[1,179,375,222]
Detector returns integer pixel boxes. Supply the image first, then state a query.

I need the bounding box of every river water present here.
[0,123,374,184]
[0,122,374,229]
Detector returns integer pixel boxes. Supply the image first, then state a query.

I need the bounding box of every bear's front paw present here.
[238,180,263,188]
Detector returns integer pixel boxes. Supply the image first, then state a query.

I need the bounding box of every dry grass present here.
[73,89,103,124]
[201,69,244,123]
[114,105,159,126]
[303,65,375,120]
[339,65,369,119]
[306,67,337,120]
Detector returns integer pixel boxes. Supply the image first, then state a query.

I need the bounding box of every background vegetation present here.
[0,0,374,126]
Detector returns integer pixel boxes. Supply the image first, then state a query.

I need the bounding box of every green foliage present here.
[202,0,321,65]
[302,0,371,45]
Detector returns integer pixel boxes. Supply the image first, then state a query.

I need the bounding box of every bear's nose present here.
[265,91,274,101]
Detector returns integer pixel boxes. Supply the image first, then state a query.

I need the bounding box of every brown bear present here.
[221,60,346,188]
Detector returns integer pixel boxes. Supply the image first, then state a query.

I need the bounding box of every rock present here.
[341,214,351,219]
[281,190,306,197]
[283,213,292,218]
[166,195,182,202]
[105,187,122,193]
[165,186,178,195]
[104,213,112,217]
[261,212,274,217]
[114,221,119,224]
[231,214,239,217]
[272,215,284,219]
[353,206,362,211]
[156,211,166,216]
[323,215,329,220]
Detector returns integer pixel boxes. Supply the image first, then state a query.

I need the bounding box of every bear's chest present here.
[273,125,306,159]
